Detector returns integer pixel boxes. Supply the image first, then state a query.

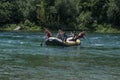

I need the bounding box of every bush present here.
[24,19,35,27]
[95,23,120,33]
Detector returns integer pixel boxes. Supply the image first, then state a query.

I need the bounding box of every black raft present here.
[45,37,81,47]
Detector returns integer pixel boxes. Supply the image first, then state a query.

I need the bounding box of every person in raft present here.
[70,31,86,41]
[70,31,77,40]
[77,31,86,39]
[44,28,52,38]
[56,29,67,42]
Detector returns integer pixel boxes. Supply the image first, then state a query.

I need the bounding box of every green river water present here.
[0,31,120,80]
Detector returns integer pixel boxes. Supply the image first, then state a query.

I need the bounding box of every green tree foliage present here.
[36,1,46,24]
[0,0,120,30]
[0,1,13,24]
[107,0,120,27]
[55,0,79,29]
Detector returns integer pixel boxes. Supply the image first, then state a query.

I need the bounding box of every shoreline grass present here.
[0,24,120,33]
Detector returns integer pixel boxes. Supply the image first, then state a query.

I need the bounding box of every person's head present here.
[58,29,62,32]
[73,31,76,33]
[58,29,64,34]
[71,31,76,35]
[71,31,74,34]
[72,31,76,34]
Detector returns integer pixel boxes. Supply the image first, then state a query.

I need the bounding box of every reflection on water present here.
[0,32,120,80]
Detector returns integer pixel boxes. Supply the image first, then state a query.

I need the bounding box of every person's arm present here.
[56,33,59,38]
[83,35,86,39]
[63,33,67,42]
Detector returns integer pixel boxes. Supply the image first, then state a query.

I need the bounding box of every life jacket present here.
[45,31,52,38]
[47,32,52,38]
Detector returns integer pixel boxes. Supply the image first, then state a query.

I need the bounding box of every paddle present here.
[40,36,47,46]
[40,39,43,46]
[84,36,91,44]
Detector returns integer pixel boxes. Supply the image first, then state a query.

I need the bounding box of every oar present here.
[40,36,46,46]
[40,40,43,46]
[84,36,91,44]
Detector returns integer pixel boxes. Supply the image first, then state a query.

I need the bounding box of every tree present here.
[36,1,46,25]
[0,1,12,25]
[107,0,120,28]
[56,0,79,29]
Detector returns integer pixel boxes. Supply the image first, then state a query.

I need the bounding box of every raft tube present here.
[45,37,80,47]
[66,37,81,46]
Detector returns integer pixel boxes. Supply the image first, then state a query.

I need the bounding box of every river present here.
[0,31,120,80]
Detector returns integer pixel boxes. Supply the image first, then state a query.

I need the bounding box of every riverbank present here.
[94,24,120,33]
[0,24,120,33]
[0,24,42,32]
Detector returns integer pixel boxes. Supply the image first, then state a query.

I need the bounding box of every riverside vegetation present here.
[0,0,120,33]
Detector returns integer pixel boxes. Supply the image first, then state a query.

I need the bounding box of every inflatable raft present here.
[45,37,80,47]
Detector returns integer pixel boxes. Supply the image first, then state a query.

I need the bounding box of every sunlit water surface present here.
[0,31,120,80]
